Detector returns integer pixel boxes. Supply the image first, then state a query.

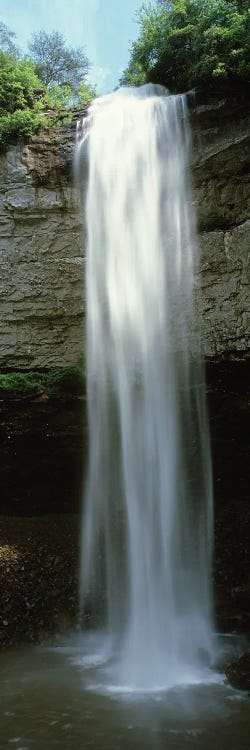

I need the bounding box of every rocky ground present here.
[0,390,84,649]
[0,514,79,648]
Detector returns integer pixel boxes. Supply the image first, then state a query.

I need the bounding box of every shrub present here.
[0,108,47,148]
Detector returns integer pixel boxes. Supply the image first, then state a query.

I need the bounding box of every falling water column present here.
[76,85,215,689]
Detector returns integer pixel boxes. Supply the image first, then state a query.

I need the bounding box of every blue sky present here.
[0,0,149,93]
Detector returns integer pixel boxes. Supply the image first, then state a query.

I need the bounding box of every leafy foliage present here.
[0,52,47,148]
[0,21,19,56]
[0,362,85,398]
[0,25,96,150]
[44,82,73,109]
[78,80,97,106]
[0,52,44,113]
[121,1,250,95]
[28,30,89,93]
[0,108,47,149]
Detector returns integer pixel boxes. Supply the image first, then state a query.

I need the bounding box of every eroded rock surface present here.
[0,102,249,368]
[0,122,85,369]
[192,101,250,359]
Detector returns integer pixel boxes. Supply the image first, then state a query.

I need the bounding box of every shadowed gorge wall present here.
[0,100,249,648]
[0,101,249,369]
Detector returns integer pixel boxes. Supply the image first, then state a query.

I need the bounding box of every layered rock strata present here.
[0,102,249,369]
[0,123,84,369]
[192,100,249,359]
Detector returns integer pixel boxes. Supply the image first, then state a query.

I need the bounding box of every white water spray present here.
[76,85,215,690]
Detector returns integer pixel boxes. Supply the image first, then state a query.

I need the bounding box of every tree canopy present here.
[0,53,43,114]
[28,30,89,92]
[0,22,19,57]
[0,25,96,149]
[121,0,250,96]
[0,51,47,148]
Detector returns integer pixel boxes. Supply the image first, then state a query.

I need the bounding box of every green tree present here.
[0,52,44,113]
[0,24,96,149]
[44,82,73,110]
[0,51,46,148]
[28,30,90,93]
[121,1,250,95]
[77,80,97,106]
[0,21,19,56]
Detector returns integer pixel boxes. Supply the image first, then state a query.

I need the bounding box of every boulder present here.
[225,651,250,690]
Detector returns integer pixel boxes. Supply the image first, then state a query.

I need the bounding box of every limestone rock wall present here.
[0,103,249,369]
[0,123,85,369]
[192,101,249,359]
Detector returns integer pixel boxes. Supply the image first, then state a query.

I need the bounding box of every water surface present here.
[1,635,249,750]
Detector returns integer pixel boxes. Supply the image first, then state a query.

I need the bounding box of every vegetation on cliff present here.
[121,0,250,96]
[0,363,85,399]
[0,51,47,148]
[0,23,96,150]
[1,3,249,149]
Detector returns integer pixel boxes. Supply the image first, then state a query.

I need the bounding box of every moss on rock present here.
[0,362,85,399]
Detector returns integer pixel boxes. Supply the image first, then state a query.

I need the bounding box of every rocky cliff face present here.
[0,121,84,369]
[192,101,249,360]
[0,102,249,369]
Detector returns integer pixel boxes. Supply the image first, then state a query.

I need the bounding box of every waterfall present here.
[76,84,215,690]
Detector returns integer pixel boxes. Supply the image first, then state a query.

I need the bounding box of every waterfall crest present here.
[76,85,215,690]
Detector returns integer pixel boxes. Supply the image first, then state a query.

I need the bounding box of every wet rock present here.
[225,651,250,691]
[0,101,249,369]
